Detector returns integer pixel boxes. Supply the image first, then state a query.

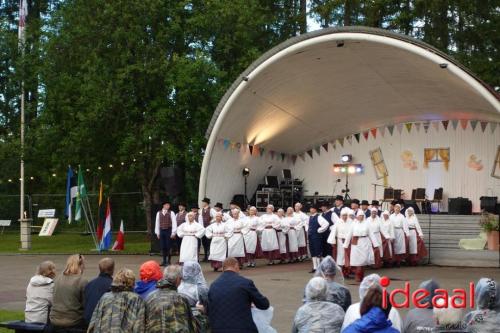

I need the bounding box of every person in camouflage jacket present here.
[88,268,146,333]
[145,265,195,333]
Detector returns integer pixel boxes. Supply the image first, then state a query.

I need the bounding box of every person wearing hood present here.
[134,260,163,300]
[259,205,282,265]
[343,284,399,333]
[177,211,206,263]
[379,211,394,267]
[314,256,351,311]
[463,278,500,333]
[402,279,440,332]
[293,202,309,261]
[225,208,247,267]
[178,261,209,332]
[432,297,464,332]
[25,261,56,324]
[205,211,229,271]
[367,208,383,269]
[390,204,410,267]
[87,268,146,333]
[405,207,427,266]
[292,277,345,333]
[327,207,353,278]
[84,257,115,324]
[342,274,402,332]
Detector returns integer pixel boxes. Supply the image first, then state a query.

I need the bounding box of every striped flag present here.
[96,181,105,242]
[65,167,77,223]
[112,220,125,251]
[74,166,87,222]
[99,198,112,251]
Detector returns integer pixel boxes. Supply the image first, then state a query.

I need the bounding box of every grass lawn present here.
[0,232,151,254]
[0,309,24,333]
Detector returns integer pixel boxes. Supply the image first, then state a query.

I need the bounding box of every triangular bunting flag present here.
[405,123,412,133]
[387,125,395,136]
[371,128,377,139]
[248,145,253,155]
[470,120,478,131]
[432,122,439,132]
[338,138,344,147]
[281,153,285,162]
[379,127,385,137]
[363,131,369,141]
[322,143,328,152]
[442,120,449,131]
[299,153,305,161]
[423,122,430,133]
[491,123,498,134]
[397,124,403,134]
[307,150,313,159]
[292,155,297,165]
[415,123,421,132]
[347,135,353,145]
[451,120,459,130]
[480,121,488,133]
[230,141,237,149]
[259,146,265,157]
[223,139,230,150]
[354,133,361,143]
[460,119,468,130]
[314,146,321,155]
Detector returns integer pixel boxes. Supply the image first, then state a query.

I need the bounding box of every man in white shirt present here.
[154,200,177,266]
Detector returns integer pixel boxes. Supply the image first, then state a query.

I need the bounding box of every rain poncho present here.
[293,277,345,333]
[341,274,402,332]
[402,279,440,333]
[252,306,278,333]
[314,256,351,311]
[178,261,208,307]
[463,278,500,332]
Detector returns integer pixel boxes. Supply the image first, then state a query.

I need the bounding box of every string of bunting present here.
[217,119,498,164]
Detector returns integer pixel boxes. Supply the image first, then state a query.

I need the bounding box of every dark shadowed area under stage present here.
[1,254,498,332]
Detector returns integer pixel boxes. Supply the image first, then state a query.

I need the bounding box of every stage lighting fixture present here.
[341,167,346,173]
[356,167,362,173]
[333,167,340,173]
[242,167,250,177]
[348,166,355,174]
[341,154,352,163]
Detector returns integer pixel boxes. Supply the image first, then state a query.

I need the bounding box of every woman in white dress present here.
[259,205,281,265]
[243,206,262,268]
[366,208,383,268]
[405,207,427,266]
[276,208,289,263]
[293,203,309,261]
[390,204,410,267]
[205,212,228,271]
[379,210,394,266]
[343,210,379,282]
[327,207,352,278]
[225,208,246,267]
[282,207,299,262]
[176,212,205,263]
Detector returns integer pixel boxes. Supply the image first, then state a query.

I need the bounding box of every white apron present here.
[243,216,259,254]
[226,218,246,258]
[177,222,205,263]
[327,219,352,266]
[293,211,308,247]
[205,222,227,262]
[367,216,383,258]
[345,221,376,267]
[259,213,280,251]
[406,215,423,255]
[283,216,299,253]
[390,213,409,255]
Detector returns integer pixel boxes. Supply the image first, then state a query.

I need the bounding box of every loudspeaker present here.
[232,194,246,209]
[405,200,421,214]
[434,188,443,201]
[394,189,403,200]
[480,196,498,214]
[384,188,394,200]
[448,197,472,215]
[160,167,184,197]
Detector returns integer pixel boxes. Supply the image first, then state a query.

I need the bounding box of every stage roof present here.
[205,27,500,155]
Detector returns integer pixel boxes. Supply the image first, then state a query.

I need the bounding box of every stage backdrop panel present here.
[293,122,500,212]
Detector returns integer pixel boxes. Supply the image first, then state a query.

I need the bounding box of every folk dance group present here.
[154,195,427,280]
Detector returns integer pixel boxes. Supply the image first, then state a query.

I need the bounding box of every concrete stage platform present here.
[417,214,499,267]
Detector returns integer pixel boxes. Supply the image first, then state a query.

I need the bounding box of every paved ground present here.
[1,254,499,332]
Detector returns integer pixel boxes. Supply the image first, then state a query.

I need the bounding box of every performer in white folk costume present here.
[390,204,410,267]
[225,208,247,267]
[243,206,262,268]
[405,207,427,266]
[343,210,379,282]
[198,197,216,262]
[282,207,299,262]
[307,204,330,273]
[204,212,228,271]
[379,210,395,267]
[366,208,383,269]
[293,202,309,261]
[224,200,245,221]
[276,208,289,263]
[259,205,281,265]
[176,212,205,263]
[327,207,353,278]
[154,200,177,266]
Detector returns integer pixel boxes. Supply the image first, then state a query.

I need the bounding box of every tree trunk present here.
[142,184,153,237]
[344,0,352,26]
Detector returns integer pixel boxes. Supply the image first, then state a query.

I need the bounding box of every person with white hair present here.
[293,202,309,261]
[403,279,440,333]
[405,207,427,266]
[463,278,500,333]
[390,203,410,267]
[379,210,394,267]
[259,205,281,265]
[282,207,300,262]
[327,207,353,278]
[341,274,402,332]
[225,208,247,267]
[367,208,383,269]
[243,206,262,268]
[176,212,205,263]
[292,277,345,333]
[275,208,289,263]
[343,210,379,282]
[204,212,228,271]
[433,297,464,332]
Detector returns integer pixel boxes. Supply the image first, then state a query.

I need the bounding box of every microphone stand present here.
[425,197,431,265]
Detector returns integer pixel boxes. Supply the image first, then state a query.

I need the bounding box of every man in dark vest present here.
[361,200,371,218]
[174,202,187,256]
[350,199,361,216]
[154,200,177,266]
[319,201,334,258]
[308,203,329,273]
[198,197,214,262]
[332,195,346,217]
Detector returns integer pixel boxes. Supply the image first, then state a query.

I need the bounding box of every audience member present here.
[343,284,399,333]
[462,278,500,333]
[314,256,351,311]
[178,261,209,332]
[87,268,146,333]
[208,257,270,333]
[292,277,345,333]
[49,254,88,330]
[83,257,114,324]
[145,264,195,333]
[341,274,402,332]
[25,261,56,324]
[403,279,440,333]
[432,297,464,332]
[134,260,163,300]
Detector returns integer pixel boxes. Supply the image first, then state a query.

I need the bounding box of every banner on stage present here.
[38,209,56,218]
[39,218,58,236]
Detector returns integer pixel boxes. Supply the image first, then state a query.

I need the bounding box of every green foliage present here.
[479,212,500,232]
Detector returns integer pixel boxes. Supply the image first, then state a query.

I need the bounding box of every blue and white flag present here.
[99,198,112,251]
[65,166,77,223]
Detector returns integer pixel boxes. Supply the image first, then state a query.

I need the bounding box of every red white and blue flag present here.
[99,198,112,251]
[112,220,125,251]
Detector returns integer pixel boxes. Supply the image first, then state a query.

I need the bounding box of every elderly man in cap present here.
[308,203,330,273]
[154,200,177,266]
[198,197,216,262]
[360,200,370,218]
[350,199,361,216]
